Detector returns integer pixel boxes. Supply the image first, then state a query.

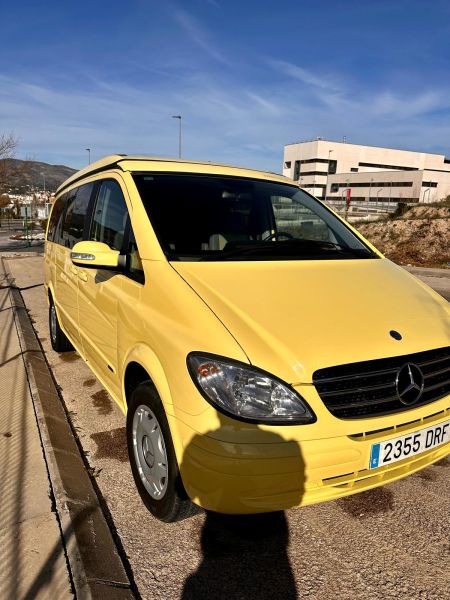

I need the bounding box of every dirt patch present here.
[415,469,437,482]
[58,351,80,363]
[90,427,128,462]
[91,390,113,416]
[356,205,450,268]
[337,487,394,517]
[83,378,97,388]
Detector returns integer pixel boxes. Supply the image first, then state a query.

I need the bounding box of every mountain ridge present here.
[0,158,77,193]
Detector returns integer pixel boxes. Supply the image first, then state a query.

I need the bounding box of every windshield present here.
[133,173,378,262]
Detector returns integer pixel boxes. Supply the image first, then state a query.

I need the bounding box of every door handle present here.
[78,270,88,282]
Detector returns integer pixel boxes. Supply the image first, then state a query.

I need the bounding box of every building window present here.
[293,161,300,180]
[350,168,358,172]
[328,160,337,174]
[333,181,413,189]
[330,183,339,193]
[299,170,329,177]
[422,181,437,187]
[358,162,418,171]
[284,161,291,169]
[298,158,329,164]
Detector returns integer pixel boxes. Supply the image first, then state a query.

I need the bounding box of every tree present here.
[0,133,18,159]
[0,133,19,195]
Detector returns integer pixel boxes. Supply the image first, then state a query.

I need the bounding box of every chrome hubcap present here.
[132,405,168,499]
[50,306,57,343]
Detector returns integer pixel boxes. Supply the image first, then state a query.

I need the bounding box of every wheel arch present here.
[122,345,184,463]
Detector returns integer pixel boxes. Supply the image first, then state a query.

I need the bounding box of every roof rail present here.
[56,154,290,195]
[56,154,127,194]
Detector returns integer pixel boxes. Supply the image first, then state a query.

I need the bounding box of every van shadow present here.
[181,412,305,600]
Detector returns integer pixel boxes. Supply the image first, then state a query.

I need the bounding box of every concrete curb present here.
[2,259,136,600]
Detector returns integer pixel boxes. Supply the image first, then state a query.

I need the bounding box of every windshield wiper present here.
[201,239,374,261]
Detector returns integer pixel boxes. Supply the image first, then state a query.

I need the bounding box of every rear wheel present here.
[126,381,198,522]
[49,299,74,352]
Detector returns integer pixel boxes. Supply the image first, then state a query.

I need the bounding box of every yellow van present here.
[44,155,450,521]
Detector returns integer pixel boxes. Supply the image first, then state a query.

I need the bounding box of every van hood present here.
[172,259,450,383]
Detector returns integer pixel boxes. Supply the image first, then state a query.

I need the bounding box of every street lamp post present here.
[423,187,431,203]
[368,177,373,203]
[368,177,373,214]
[325,149,333,202]
[171,115,182,158]
[376,188,382,209]
[86,148,91,165]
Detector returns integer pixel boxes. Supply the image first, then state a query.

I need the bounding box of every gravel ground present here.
[7,255,450,600]
[357,214,450,268]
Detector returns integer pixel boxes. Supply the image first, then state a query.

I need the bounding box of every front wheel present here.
[49,299,74,352]
[126,381,198,522]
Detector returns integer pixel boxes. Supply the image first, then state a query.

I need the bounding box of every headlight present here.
[187,353,315,424]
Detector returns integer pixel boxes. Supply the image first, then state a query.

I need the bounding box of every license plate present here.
[369,420,450,469]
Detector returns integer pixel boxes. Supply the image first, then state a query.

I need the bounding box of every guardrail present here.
[0,218,27,230]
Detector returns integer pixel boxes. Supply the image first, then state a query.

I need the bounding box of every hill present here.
[356,201,450,268]
[0,158,76,193]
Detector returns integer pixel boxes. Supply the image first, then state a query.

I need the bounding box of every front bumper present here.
[178,403,450,514]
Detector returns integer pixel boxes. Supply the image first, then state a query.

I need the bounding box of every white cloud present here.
[173,9,230,65]
[1,63,450,173]
[371,90,447,118]
[268,59,341,92]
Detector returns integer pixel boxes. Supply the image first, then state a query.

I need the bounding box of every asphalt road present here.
[0,228,44,253]
[6,255,450,600]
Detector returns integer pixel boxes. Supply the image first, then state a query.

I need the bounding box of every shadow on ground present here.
[181,412,305,599]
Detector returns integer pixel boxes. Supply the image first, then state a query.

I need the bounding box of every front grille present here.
[313,346,450,419]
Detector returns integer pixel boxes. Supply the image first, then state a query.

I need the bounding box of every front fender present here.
[121,344,185,463]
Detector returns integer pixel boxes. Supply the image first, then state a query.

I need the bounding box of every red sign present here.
[345,187,352,207]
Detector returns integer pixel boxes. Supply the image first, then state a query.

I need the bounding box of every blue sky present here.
[1,0,450,170]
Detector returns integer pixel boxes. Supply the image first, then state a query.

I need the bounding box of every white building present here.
[283,139,450,204]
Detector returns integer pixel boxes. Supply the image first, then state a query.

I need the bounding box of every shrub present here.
[390,202,409,219]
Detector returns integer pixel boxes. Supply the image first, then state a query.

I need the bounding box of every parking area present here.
[5,254,450,600]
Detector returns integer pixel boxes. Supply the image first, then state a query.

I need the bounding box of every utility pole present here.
[41,172,46,199]
[368,177,373,214]
[171,115,182,158]
[325,149,333,202]
[376,188,382,210]
[86,148,91,165]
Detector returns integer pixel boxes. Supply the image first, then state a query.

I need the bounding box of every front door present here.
[54,183,93,347]
[76,178,129,400]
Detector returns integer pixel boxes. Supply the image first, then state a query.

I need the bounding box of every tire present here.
[49,299,74,352]
[126,381,198,522]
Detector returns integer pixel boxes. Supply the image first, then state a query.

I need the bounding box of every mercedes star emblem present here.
[395,363,425,405]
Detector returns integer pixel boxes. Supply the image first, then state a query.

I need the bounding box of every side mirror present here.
[71,241,121,269]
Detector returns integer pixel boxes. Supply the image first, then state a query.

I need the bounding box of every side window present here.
[62,183,94,248]
[47,194,66,242]
[54,193,68,245]
[127,226,145,284]
[61,188,78,248]
[90,180,128,251]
